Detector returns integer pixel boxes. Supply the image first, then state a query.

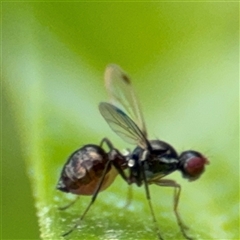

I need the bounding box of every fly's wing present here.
[104,64,147,137]
[99,102,150,150]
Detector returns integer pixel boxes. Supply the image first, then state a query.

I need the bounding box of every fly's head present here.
[178,150,209,181]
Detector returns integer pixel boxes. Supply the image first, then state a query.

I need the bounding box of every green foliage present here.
[2,2,239,240]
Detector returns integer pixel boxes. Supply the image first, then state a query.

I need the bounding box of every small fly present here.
[57,64,209,239]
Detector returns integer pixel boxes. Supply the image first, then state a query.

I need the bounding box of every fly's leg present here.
[58,196,80,211]
[100,138,130,184]
[122,148,133,208]
[62,138,129,237]
[101,138,133,208]
[100,137,114,149]
[153,179,194,240]
[123,185,132,208]
[141,163,164,240]
[62,159,112,237]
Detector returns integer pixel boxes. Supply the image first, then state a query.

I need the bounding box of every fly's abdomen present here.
[57,145,118,195]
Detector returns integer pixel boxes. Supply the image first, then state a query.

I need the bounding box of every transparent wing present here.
[104,64,147,137]
[99,102,150,149]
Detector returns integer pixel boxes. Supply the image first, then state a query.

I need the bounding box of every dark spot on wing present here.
[121,73,130,84]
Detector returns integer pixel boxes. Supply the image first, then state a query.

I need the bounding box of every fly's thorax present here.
[143,140,179,179]
[149,140,178,158]
[128,140,179,183]
[56,144,117,195]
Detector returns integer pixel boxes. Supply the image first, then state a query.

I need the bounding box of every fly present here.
[57,64,209,239]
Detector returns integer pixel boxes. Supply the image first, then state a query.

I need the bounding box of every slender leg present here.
[100,138,133,207]
[153,179,194,240]
[141,164,164,240]
[101,138,130,183]
[123,185,132,208]
[62,159,112,237]
[58,196,80,211]
[100,137,114,149]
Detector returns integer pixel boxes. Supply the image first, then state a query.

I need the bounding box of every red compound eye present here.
[179,151,209,181]
[185,156,209,177]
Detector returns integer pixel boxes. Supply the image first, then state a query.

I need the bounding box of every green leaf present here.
[3,2,239,240]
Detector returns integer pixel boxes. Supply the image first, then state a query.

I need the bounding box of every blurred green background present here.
[2,2,239,240]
